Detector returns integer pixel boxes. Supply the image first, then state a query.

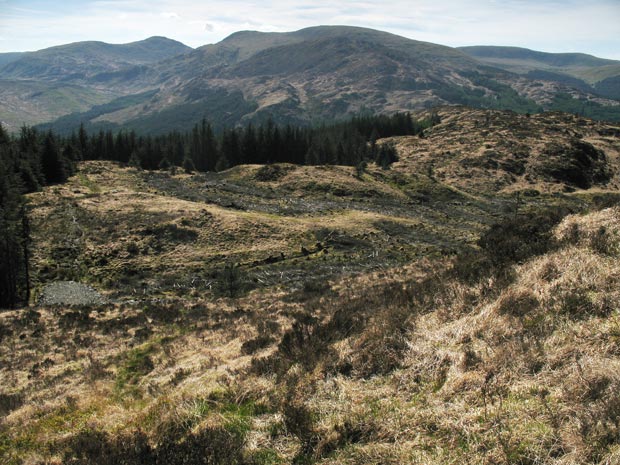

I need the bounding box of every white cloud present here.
[161,11,179,19]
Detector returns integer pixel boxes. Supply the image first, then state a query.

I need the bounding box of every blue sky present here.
[1,0,619,59]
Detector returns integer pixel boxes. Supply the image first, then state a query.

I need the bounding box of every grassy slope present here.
[0,80,115,132]
[25,160,495,301]
[393,107,620,193]
[459,46,620,84]
[2,191,619,464]
[1,110,620,464]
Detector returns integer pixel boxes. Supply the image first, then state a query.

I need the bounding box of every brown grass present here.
[3,158,620,464]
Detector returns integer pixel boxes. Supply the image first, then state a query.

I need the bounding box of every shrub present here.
[0,393,24,416]
[62,424,247,465]
[590,226,619,255]
[496,289,539,317]
[241,335,274,355]
[283,400,318,457]
[254,164,290,182]
[478,207,574,268]
[218,263,246,298]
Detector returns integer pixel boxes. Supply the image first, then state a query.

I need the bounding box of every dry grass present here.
[26,159,502,302]
[3,156,620,463]
[393,107,620,195]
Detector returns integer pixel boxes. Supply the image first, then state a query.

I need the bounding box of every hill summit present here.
[1,25,620,133]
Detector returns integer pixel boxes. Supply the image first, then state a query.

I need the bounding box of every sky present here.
[0,0,619,59]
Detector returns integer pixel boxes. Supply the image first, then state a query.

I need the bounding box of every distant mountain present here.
[459,46,617,71]
[459,45,620,100]
[0,37,192,82]
[59,27,620,133]
[0,52,24,67]
[0,37,192,130]
[2,27,620,133]
[40,26,546,133]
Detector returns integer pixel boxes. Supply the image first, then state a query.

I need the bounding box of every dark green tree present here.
[41,131,67,184]
[0,144,31,308]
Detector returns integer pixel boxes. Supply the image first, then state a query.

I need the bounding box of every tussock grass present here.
[3,157,620,464]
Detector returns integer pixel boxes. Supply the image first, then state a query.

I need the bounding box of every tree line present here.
[0,111,436,308]
[0,123,84,307]
[66,111,430,171]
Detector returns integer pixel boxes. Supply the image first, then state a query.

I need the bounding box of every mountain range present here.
[1,26,619,133]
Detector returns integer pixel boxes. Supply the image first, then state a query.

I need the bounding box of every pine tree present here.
[201,119,218,172]
[0,155,30,308]
[375,143,399,169]
[182,155,196,174]
[221,129,241,168]
[128,150,142,169]
[215,152,230,172]
[41,131,67,184]
[78,123,89,159]
[242,124,258,164]
[158,156,171,171]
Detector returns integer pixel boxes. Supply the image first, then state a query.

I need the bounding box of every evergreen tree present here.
[41,131,67,184]
[182,155,196,174]
[221,129,241,168]
[375,143,399,169]
[201,119,218,172]
[305,142,320,166]
[128,149,142,169]
[0,149,30,308]
[78,123,89,159]
[241,124,258,165]
[158,156,171,171]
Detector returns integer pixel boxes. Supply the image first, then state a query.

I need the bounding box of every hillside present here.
[0,37,192,131]
[392,106,620,193]
[49,27,620,133]
[0,80,115,129]
[0,37,192,82]
[3,26,620,133]
[71,26,523,133]
[20,108,619,302]
[0,52,24,67]
[460,45,620,100]
[459,46,619,75]
[1,108,620,463]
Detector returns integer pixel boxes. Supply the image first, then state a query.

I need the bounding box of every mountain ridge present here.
[2,26,620,133]
[459,45,620,101]
[0,36,193,81]
[459,45,619,71]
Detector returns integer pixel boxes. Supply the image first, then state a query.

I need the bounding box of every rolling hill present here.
[0,52,24,67]
[0,37,192,131]
[0,36,192,82]
[1,106,620,464]
[2,26,620,134]
[460,45,620,100]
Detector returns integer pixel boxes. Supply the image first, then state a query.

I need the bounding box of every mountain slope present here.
[51,26,620,134]
[0,79,115,129]
[0,52,24,67]
[4,26,620,133]
[58,26,544,133]
[0,37,192,131]
[0,36,192,82]
[459,46,618,72]
[460,45,620,100]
